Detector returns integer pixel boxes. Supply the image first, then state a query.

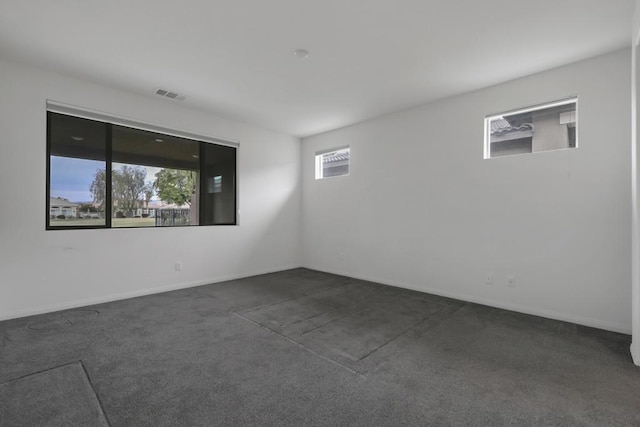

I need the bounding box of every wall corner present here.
[632,0,640,367]
[632,342,640,366]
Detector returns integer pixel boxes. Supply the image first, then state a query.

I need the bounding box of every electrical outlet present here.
[507,276,516,288]
[484,274,494,285]
[175,261,182,272]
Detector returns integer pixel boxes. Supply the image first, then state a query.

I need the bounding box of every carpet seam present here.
[232,312,367,378]
[356,306,450,362]
[238,280,351,315]
[0,360,82,385]
[79,360,112,427]
[282,287,387,328]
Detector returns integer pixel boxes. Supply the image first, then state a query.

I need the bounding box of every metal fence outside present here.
[155,209,191,227]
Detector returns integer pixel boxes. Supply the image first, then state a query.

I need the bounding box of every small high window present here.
[315,147,350,179]
[484,97,577,159]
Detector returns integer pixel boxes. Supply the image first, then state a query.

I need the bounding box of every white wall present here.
[302,49,632,333]
[0,59,302,320]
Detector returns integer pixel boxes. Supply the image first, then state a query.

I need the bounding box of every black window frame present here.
[46,111,237,230]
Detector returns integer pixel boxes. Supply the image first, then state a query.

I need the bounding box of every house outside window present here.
[315,147,350,179]
[484,97,577,159]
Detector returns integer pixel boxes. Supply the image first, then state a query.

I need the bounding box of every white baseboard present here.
[303,264,632,335]
[0,264,302,322]
[4,264,632,336]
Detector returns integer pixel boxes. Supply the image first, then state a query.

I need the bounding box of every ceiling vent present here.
[155,88,186,101]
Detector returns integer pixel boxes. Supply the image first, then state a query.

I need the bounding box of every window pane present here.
[48,112,107,227]
[485,98,577,159]
[202,143,236,225]
[315,147,350,179]
[111,125,200,228]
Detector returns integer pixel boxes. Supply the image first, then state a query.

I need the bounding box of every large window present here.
[47,111,236,229]
[484,97,577,159]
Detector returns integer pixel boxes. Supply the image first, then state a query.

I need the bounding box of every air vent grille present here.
[155,88,185,101]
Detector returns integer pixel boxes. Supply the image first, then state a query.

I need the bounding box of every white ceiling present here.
[0,0,633,137]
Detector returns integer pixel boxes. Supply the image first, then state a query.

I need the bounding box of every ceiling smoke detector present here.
[155,88,186,101]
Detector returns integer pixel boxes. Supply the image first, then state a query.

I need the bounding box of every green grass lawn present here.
[113,217,155,227]
[50,217,156,227]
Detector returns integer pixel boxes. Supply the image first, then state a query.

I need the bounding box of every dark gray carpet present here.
[0,268,638,426]
[0,361,108,427]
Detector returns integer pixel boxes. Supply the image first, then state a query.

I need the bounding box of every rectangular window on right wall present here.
[315,147,350,179]
[484,97,577,159]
